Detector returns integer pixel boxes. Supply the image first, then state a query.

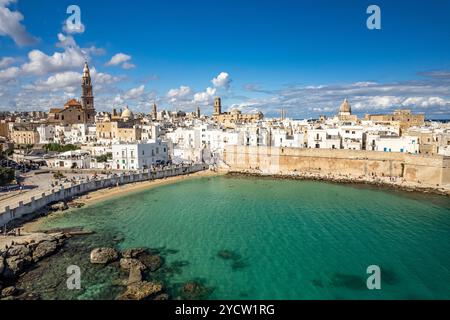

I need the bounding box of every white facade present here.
[373,136,419,154]
[272,128,305,148]
[37,124,55,144]
[46,150,91,169]
[112,140,169,170]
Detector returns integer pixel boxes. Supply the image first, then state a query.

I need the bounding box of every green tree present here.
[0,167,15,186]
[95,152,112,163]
[44,143,80,153]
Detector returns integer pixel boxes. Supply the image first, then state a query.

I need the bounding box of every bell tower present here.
[213,97,222,116]
[81,61,95,123]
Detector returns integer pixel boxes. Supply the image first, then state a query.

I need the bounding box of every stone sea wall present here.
[0,164,207,228]
[222,146,450,192]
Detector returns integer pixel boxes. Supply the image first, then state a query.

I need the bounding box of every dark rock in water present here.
[1,286,20,298]
[122,248,147,259]
[6,245,30,259]
[153,293,169,300]
[32,241,58,262]
[330,273,366,291]
[117,281,163,300]
[163,248,178,255]
[138,254,163,272]
[218,250,247,271]
[231,260,248,270]
[4,256,32,278]
[312,279,324,288]
[217,250,236,260]
[119,258,146,271]
[180,281,213,300]
[127,266,143,285]
[113,235,125,243]
[90,247,119,264]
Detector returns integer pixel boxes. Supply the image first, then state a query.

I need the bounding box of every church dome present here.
[121,106,134,120]
[339,99,351,114]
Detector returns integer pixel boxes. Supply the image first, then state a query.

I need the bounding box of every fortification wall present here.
[223,146,449,188]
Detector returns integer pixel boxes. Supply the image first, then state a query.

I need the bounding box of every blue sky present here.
[1,0,450,118]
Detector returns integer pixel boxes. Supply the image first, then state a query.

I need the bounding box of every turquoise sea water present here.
[36,176,450,299]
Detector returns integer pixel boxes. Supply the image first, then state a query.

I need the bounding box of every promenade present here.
[0,164,208,228]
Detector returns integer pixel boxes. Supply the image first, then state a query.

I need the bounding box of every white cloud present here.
[0,56,15,68]
[0,66,20,80]
[167,86,193,102]
[106,53,135,69]
[122,62,136,70]
[212,72,231,89]
[402,96,449,108]
[194,87,217,105]
[90,68,121,85]
[23,71,80,92]
[124,85,145,99]
[22,67,121,95]
[0,0,37,46]
[106,53,131,66]
[21,48,85,76]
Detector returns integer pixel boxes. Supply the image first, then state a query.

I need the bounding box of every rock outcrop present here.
[90,247,119,264]
[32,241,58,261]
[119,258,146,271]
[138,254,163,272]
[117,281,163,300]
[0,233,65,281]
[50,202,68,211]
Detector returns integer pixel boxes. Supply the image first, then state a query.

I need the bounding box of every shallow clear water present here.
[36,176,450,299]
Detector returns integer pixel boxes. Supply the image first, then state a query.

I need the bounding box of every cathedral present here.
[47,62,96,125]
[212,97,264,129]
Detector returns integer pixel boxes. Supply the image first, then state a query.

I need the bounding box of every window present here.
[78,115,81,121]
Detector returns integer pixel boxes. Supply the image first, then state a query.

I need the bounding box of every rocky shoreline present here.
[0,230,214,300]
[0,232,67,300]
[226,171,450,197]
[88,246,212,300]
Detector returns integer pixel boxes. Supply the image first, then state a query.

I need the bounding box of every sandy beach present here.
[74,169,220,206]
[21,170,220,232]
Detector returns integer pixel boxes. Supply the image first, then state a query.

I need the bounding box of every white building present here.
[112,140,169,170]
[307,127,340,149]
[37,124,55,144]
[372,135,419,154]
[339,125,364,150]
[46,150,91,169]
[272,128,305,148]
